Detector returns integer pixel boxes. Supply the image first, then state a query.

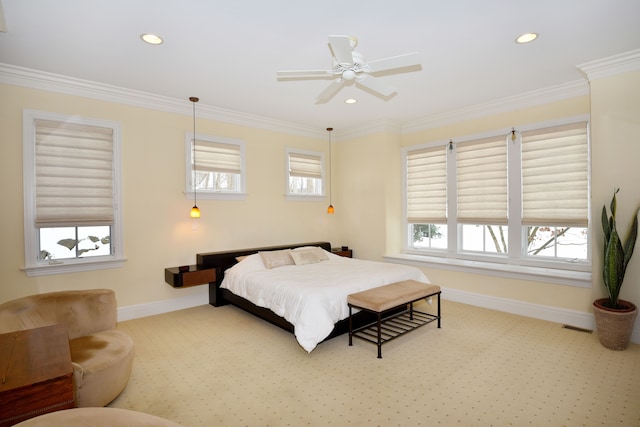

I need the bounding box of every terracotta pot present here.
[593,298,638,350]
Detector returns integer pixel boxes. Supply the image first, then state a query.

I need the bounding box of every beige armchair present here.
[0,289,135,407]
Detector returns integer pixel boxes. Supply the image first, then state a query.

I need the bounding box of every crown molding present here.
[577,49,640,81]
[0,63,324,139]
[6,54,633,141]
[401,79,589,134]
[335,119,403,140]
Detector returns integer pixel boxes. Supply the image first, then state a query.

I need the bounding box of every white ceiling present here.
[1,0,639,133]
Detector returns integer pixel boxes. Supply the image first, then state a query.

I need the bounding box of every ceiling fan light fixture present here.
[515,32,538,44]
[342,69,356,81]
[141,33,163,45]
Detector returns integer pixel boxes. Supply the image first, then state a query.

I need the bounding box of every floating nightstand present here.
[331,247,353,258]
[164,265,216,288]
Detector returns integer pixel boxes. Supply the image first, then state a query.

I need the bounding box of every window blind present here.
[194,140,241,174]
[289,152,322,179]
[406,146,447,223]
[456,136,508,225]
[34,119,114,227]
[521,122,588,227]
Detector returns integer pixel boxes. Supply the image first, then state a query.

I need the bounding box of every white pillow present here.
[259,249,294,269]
[292,246,329,260]
[290,247,329,265]
[228,253,265,272]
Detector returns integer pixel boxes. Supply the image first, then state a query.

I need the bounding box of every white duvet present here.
[221,250,429,352]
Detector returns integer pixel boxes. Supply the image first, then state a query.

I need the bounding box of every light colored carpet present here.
[110,300,640,426]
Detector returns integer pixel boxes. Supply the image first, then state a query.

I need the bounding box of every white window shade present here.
[289,152,322,179]
[34,119,114,227]
[195,140,241,174]
[521,122,589,227]
[407,146,447,223]
[456,136,508,225]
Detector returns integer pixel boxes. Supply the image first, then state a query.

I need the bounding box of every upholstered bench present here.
[347,280,441,358]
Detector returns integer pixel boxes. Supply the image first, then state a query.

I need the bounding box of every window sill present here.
[186,191,246,201]
[23,257,127,277]
[383,252,592,288]
[285,194,325,202]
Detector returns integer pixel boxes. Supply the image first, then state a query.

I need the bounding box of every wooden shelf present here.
[164,265,216,288]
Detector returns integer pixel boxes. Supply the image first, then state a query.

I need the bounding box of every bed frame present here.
[196,241,387,343]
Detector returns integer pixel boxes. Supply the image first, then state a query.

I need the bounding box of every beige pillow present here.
[292,246,329,260]
[290,247,328,265]
[259,249,294,269]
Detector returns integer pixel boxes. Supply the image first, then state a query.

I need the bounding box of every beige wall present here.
[0,84,337,306]
[590,69,640,308]
[2,68,639,325]
[335,130,402,260]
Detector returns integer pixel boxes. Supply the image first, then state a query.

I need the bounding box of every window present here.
[286,148,324,198]
[406,146,447,249]
[23,110,124,276]
[457,136,508,254]
[186,134,245,199]
[521,123,589,261]
[402,117,590,284]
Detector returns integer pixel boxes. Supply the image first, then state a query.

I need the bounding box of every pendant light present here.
[189,96,201,218]
[326,127,334,214]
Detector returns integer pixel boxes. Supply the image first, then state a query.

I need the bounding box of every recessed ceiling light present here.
[515,33,538,44]
[141,34,163,45]
[345,98,357,104]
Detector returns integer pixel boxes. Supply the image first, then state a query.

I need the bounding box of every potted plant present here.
[593,188,639,350]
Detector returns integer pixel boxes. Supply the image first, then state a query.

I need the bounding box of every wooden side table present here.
[331,247,353,258]
[0,324,75,426]
[164,265,216,288]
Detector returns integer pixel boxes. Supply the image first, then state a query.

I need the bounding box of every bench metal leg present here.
[348,304,353,346]
[437,292,441,328]
[377,312,382,358]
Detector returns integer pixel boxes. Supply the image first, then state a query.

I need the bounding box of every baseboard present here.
[116,285,639,345]
[441,287,640,345]
[117,287,209,322]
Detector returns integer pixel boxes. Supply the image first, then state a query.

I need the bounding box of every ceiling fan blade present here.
[277,70,333,79]
[356,74,396,97]
[315,79,345,104]
[328,35,354,65]
[366,52,421,73]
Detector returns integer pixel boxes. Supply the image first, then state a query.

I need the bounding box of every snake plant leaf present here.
[601,205,610,253]
[603,227,624,306]
[57,238,78,250]
[611,188,618,217]
[622,208,638,271]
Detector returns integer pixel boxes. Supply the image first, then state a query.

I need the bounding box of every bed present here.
[196,242,429,352]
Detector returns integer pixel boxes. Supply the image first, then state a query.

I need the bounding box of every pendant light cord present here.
[190,97,199,207]
[327,127,333,205]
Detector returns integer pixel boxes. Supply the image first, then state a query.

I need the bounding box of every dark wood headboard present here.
[196,241,331,306]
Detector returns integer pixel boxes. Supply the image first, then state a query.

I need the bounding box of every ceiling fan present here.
[277,35,421,103]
